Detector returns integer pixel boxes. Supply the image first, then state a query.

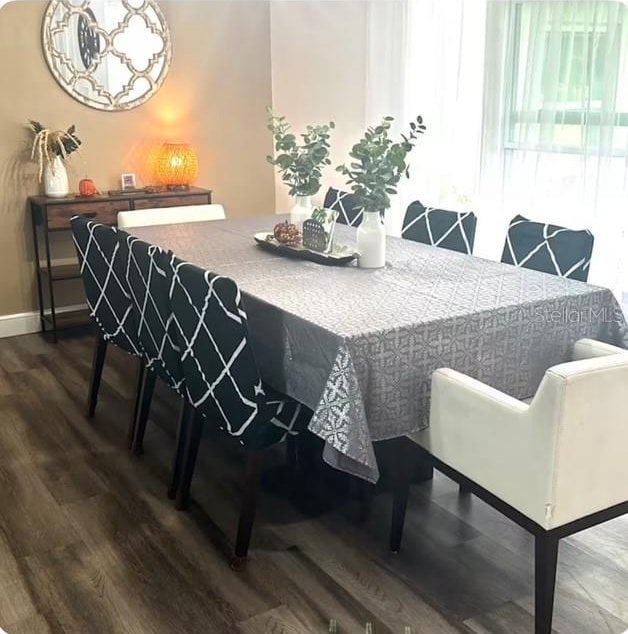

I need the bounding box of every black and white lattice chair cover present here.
[323,187,364,226]
[71,216,141,356]
[160,252,312,449]
[501,215,594,282]
[401,201,477,255]
[125,236,185,395]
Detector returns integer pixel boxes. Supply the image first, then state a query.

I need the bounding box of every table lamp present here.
[154,142,199,190]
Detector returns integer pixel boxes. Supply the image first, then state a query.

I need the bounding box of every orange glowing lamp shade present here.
[154,143,199,189]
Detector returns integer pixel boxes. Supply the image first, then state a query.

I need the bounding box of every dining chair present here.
[159,252,312,565]
[323,187,363,226]
[124,235,190,473]
[401,201,477,255]
[389,338,628,634]
[71,216,157,451]
[117,204,226,229]
[501,214,594,282]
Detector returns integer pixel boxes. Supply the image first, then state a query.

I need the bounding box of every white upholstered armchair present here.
[390,338,628,634]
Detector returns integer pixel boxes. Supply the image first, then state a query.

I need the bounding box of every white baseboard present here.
[0,304,88,339]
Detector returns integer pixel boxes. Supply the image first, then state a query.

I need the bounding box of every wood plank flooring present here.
[0,330,627,633]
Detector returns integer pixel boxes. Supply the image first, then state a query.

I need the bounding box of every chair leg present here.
[535,533,559,634]
[175,410,204,511]
[168,400,193,499]
[86,336,108,418]
[389,437,416,553]
[131,369,157,456]
[127,359,146,449]
[286,434,298,474]
[233,450,264,567]
[459,482,472,495]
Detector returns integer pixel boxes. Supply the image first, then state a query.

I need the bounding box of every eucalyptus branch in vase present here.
[336,115,425,215]
[266,107,335,228]
[337,115,426,268]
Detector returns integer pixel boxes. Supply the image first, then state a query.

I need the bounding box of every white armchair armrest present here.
[431,368,529,415]
[573,338,626,361]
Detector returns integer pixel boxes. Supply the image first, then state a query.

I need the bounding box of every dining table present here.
[130,214,626,483]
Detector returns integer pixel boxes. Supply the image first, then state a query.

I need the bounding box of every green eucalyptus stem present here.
[266,107,335,197]
[336,115,426,214]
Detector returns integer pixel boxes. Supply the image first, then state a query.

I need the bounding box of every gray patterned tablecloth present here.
[132,215,625,482]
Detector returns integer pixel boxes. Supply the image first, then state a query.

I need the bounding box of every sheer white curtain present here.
[482,1,628,299]
[365,0,408,233]
[368,0,628,302]
[366,0,487,234]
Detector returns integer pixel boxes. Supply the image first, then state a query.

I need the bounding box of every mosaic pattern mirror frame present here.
[42,0,172,112]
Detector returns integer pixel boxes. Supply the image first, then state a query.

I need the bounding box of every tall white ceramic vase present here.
[44,156,69,198]
[289,195,313,230]
[357,211,386,268]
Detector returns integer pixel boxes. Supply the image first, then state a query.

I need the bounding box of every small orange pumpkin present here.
[79,178,99,197]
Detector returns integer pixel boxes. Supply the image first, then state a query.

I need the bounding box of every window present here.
[505,1,628,155]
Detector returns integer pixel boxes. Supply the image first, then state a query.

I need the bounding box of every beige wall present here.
[270,1,367,212]
[0,0,274,317]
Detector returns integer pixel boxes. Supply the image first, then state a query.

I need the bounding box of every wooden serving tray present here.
[254,233,358,266]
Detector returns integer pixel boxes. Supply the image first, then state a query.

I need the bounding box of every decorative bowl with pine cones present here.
[272,221,302,246]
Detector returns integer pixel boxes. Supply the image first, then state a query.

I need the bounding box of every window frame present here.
[503,1,628,157]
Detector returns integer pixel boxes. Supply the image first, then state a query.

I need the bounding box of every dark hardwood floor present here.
[0,330,627,633]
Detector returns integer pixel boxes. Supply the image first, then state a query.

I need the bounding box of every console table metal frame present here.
[29,187,212,342]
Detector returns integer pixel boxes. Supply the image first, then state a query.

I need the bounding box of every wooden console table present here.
[29,187,212,342]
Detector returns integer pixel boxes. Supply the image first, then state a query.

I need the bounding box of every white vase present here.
[289,195,313,230]
[44,156,69,198]
[357,211,386,268]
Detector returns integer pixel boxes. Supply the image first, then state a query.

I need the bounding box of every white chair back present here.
[530,348,628,528]
[117,204,225,229]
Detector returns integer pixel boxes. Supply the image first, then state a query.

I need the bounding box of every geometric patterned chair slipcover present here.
[71,216,143,422]
[162,252,312,450]
[71,216,141,356]
[401,200,477,255]
[323,187,364,227]
[124,235,190,457]
[501,214,594,282]
[125,236,186,397]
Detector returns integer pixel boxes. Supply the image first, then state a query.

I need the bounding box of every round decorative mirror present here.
[42,0,172,111]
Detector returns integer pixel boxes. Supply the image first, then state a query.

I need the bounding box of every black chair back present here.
[501,215,594,282]
[125,236,185,394]
[71,216,141,356]
[323,187,364,226]
[160,253,306,448]
[402,201,477,255]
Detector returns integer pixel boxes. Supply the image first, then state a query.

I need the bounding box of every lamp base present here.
[166,184,191,192]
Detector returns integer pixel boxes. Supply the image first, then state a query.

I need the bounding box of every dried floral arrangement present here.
[28,120,81,181]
